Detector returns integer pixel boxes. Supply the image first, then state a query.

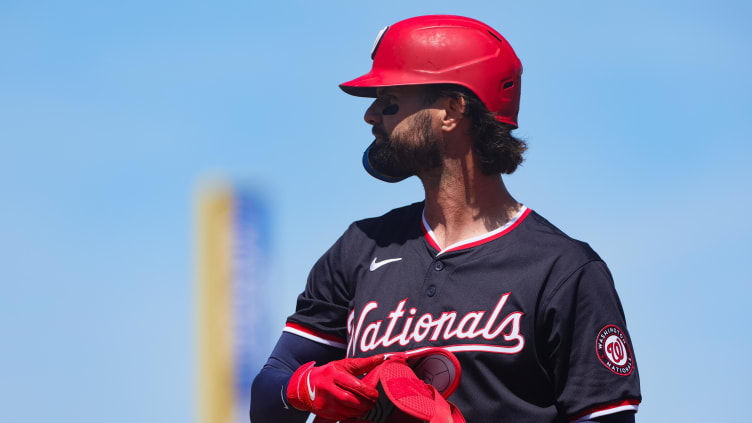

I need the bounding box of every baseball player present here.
[250,15,641,423]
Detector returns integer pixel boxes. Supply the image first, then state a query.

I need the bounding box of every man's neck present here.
[420,169,521,250]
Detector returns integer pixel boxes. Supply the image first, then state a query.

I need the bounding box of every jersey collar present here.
[421,205,531,256]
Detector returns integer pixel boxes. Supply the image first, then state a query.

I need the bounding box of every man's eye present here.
[382,104,399,115]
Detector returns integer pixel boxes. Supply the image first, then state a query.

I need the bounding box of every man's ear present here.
[440,95,466,133]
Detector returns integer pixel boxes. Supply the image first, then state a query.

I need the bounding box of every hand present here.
[286,355,385,421]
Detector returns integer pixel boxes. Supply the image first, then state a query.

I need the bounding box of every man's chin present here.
[373,138,386,146]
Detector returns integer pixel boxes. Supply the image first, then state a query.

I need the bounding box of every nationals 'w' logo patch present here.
[596,325,634,376]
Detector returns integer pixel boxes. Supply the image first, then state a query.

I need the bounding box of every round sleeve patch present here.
[596,325,634,376]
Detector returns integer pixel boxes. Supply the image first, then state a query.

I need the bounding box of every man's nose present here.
[364,100,382,126]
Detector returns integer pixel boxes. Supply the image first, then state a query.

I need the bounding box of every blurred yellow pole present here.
[197,186,235,423]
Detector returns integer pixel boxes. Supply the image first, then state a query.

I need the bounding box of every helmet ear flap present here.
[362,142,410,183]
[356,351,466,423]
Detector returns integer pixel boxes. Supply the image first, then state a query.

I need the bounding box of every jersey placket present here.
[415,249,462,308]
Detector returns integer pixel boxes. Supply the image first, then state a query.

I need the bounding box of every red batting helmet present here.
[340,15,523,128]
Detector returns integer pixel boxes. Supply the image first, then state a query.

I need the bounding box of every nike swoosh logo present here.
[306,369,316,401]
[370,257,402,271]
[280,386,288,409]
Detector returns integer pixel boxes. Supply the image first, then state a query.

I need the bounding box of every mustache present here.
[371,126,388,138]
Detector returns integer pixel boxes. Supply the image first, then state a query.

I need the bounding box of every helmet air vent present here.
[487,30,504,44]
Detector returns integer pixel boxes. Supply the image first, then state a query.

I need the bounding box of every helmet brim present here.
[339,69,459,98]
[339,83,377,98]
[339,69,410,98]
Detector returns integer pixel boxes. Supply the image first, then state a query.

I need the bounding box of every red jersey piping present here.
[421,206,531,255]
[283,322,347,348]
[569,398,640,422]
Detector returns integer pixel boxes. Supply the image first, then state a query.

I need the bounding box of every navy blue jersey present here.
[284,203,641,422]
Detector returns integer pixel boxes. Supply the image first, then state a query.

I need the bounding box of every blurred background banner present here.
[197,183,271,423]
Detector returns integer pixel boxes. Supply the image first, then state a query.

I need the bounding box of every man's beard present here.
[368,111,442,179]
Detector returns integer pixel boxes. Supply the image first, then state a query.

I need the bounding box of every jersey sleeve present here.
[538,260,642,422]
[284,224,358,349]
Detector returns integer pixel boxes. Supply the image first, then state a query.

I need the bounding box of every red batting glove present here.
[286,355,385,421]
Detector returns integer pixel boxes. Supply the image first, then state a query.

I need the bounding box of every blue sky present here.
[1,1,750,422]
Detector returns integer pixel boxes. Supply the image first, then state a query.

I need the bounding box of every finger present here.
[342,354,387,375]
[333,373,379,399]
[328,390,378,415]
[323,382,379,408]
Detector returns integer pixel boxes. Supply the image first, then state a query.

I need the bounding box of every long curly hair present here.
[423,84,527,175]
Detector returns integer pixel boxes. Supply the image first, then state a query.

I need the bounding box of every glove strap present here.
[286,361,316,411]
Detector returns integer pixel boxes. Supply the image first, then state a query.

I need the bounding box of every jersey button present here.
[434,261,445,271]
[427,285,437,297]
